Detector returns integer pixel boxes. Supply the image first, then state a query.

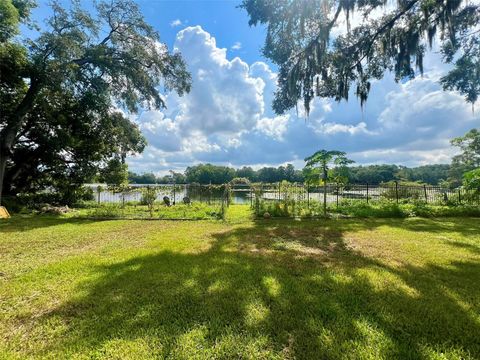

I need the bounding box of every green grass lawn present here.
[1,205,479,359]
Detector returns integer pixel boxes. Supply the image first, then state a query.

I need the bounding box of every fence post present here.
[307,183,310,209]
[250,185,253,208]
[256,184,262,215]
[458,189,461,204]
[395,181,399,204]
[221,196,224,217]
[366,183,369,204]
[424,184,428,203]
[173,182,176,205]
[97,186,101,204]
[208,182,212,205]
[336,184,339,207]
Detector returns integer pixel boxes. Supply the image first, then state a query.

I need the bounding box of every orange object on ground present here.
[0,206,10,219]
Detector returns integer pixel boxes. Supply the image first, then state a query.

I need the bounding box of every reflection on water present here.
[232,190,249,205]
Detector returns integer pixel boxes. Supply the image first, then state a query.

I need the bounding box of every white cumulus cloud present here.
[170,19,182,27]
[256,115,290,140]
[127,26,479,174]
[231,41,242,50]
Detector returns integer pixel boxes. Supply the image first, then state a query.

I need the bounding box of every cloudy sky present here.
[32,1,479,174]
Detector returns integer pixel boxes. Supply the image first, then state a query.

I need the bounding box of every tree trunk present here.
[0,77,41,204]
[0,128,16,206]
[0,153,7,205]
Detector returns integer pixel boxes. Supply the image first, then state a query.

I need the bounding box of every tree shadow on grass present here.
[21,218,480,359]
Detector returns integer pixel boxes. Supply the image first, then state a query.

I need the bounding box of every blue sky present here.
[138,0,269,66]
[29,1,479,174]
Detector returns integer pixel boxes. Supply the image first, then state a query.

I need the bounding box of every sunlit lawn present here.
[1,205,479,359]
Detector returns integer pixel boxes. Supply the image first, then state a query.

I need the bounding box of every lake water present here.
[85,184,351,205]
[85,183,452,205]
[85,184,252,205]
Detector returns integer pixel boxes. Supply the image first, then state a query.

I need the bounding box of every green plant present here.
[254,197,480,219]
[140,187,158,216]
[304,150,354,217]
[380,183,423,201]
[87,203,124,218]
[463,168,480,193]
[100,158,129,189]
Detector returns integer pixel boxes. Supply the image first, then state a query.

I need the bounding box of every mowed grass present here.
[1,206,479,359]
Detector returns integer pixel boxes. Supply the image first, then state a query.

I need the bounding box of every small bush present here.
[140,188,158,217]
[86,203,124,218]
[408,203,480,217]
[380,186,422,201]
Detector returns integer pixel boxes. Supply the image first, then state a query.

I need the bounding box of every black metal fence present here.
[251,182,479,203]
[1,184,232,220]
[90,182,479,206]
[4,182,478,219]
[78,183,233,220]
[87,183,230,206]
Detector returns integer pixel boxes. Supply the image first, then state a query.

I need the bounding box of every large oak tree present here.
[0,0,191,204]
[241,0,480,114]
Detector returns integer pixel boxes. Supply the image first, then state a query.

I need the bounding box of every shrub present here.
[255,197,480,219]
[140,187,158,216]
[409,203,480,217]
[463,168,480,194]
[86,203,124,218]
[140,187,157,206]
[380,185,422,201]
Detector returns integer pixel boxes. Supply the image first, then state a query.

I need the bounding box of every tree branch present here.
[348,0,420,71]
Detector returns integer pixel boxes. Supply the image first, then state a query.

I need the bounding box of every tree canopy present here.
[185,164,237,184]
[304,150,354,180]
[0,0,191,204]
[181,164,304,184]
[462,168,480,192]
[127,162,457,186]
[241,0,480,114]
[304,149,354,215]
[451,128,480,168]
[448,128,480,187]
[100,158,129,189]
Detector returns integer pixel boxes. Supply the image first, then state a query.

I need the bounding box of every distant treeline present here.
[129,163,453,186]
